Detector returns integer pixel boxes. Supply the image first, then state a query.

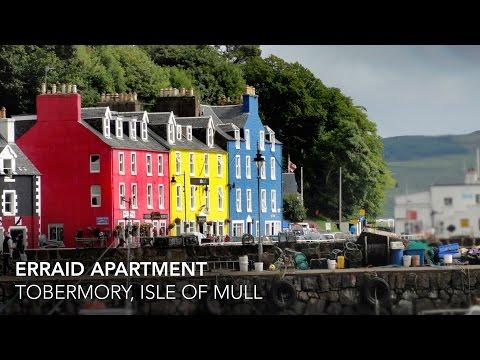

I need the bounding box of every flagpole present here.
[300,166,304,206]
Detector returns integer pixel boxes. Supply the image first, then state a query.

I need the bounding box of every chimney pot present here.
[61,83,66,93]
[67,84,72,93]
[52,84,57,94]
[173,88,179,96]
[101,93,106,102]
[133,92,138,101]
[180,88,186,96]
[0,107,6,119]
[72,85,77,93]
[41,83,47,94]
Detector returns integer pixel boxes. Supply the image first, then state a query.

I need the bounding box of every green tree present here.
[283,194,307,222]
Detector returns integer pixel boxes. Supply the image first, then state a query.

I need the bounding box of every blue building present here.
[201,86,283,238]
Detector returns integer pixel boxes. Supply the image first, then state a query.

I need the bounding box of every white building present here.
[394,168,480,238]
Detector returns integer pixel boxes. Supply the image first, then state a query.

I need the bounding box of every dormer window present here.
[115,119,123,139]
[207,127,214,148]
[103,117,110,138]
[235,130,240,149]
[168,123,175,144]
[186,126,193,141]
[245,129,250,150]
[2,158,14,175]
[270,133,275,152]
[130,120,137,140]
[176,125,182,140]
[141,120,148,141]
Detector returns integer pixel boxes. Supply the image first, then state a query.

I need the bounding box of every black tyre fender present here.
[270,280,297,309]
[363,277,390,306]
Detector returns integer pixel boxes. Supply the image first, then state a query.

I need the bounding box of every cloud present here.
[261,45,480,137]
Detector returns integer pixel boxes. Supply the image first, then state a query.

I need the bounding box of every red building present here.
[15,86,170,248]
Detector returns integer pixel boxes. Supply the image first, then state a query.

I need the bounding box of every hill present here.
[382,131,480,217]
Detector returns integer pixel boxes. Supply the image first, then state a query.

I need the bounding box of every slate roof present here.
[147,112,172,125]
[201,104,248,128]
[282,172,299,195]
[82,107,108,119]
[0,136,40,175]
[175,116,211,128]
[12,116,37,140]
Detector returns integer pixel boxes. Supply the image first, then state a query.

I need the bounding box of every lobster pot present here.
[358,229,399,266]
[239,256,249,272]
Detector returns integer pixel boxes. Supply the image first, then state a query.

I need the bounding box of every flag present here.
[288,160,297,173]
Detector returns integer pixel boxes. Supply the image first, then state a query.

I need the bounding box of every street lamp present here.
[120,195,133,313]
[171,173,188,234]
[254,141,265,262]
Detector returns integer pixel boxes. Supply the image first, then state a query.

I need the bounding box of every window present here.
[245,129,250,150]
[476,194,480,204]
[232,222,244,237]
[189,153,195,175]
[218,222,224,237]
[175,152,181,175]
[131,153,137,174]
[176,125,182,140]
[246,189,252,212]
[168,123,175,144]
[190,186,195,210]
[207,127,214,147]
[176,185,182,210]
[204,187,210,209]
[261,189,267,213]
[236,189,242,212]
[119,183,125,209]
[158,184,165,209]
[141,121,148,141]
[147,184,153,209]
[116,119,123,138]
[270,133,275,152]
[444,197,453,206]
[217,155,223,176]
[131,183,138,208]
[146,154,152,176]
[2,190,16,215]
[245,156,251,179]
[259,131,265,150]
[235,155,241,179]
[186,126,192,141]
[204,154,209,176]
[158,154,164,175]
[2,158,13,175]
[218,187,223,210]
[235,129,240,149]
[270,157,276,180]
[48,224,63,242]
[103,117,110,138]
[89,155,101,173]
[260,161,266,179]
[271,190,277,212]
[90,185,101,207]
[118,152,125,175]
[129,120,137,140]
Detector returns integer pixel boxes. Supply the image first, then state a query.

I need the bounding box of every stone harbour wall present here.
[2,267,480,315]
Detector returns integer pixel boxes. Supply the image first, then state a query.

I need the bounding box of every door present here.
[247,222,252,235]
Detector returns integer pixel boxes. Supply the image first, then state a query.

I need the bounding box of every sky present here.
[261,46,480,138]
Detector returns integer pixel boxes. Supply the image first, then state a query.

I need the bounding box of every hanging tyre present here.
[270,280,297,309]
[363,277,390,306]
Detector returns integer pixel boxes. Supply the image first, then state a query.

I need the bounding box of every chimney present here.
[0,107,15,143]
[41,83,47,94]
[36,83,81,122]
[155,87,199,117]
[242,84,258,114]
[97,91,142,112]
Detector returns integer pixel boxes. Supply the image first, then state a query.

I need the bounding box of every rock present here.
[439,289,450,300]
[428,290,438,299]
[392,299,413,315]
[402,290,418,301]
[298,291,309,302]
[415,298,434,314]
[291,300,306,314]
[437,272,452,288]
[342,305,356,315]
[405,273,418,289]
[451,290,467,306]
[177,301,197,315]
[341,274,357,288]
[339,288,357,306]
[395,274,406,289]
[302,277,318,291]
[231,303,252,315]
[319,275,330,292]
[307,292,319,299]
[327,291,339,302]
[205,299,223,315]
[325,302,342,315]
[417,273,429,289]
[304,299,326,315]
[452,272,466,290]
[329,275,341,289]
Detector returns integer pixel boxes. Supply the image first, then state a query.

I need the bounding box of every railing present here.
[75,237,107,248]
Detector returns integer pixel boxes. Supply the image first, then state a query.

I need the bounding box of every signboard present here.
[359,208,366,216]
[96,217,109,225]
[151,212,168,220]
[460,218,470,228]
[143,214,152,220]
[406,210,417,221]
[325,222,331,231]
[190,177,209,185]
[122,211,136,219]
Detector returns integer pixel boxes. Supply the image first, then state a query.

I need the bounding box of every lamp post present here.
[170,172,187,234]
[254,141,265,261]
[120,195,133,313]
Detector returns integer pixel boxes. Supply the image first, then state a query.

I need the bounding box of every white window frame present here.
[204,154,209,176]
[158,154,164,176]
[236,188,242,212]
[90,154,100,173]
[232,221,244,237]
[141,120,148,141]
[90,185,101,208]
[176,185,182,210]
[259,131,265,151]
[131,152,137,175]
[217,155,223,177]
[131,183,138,209]
[235,129,240,149]
[261,161,266,179]
[246,156,251,179]
[118,152,125,175]
[176,125,182,140]
[158,184,165,209]
[218,186,223,210]
[119,183,126,209]
[235,155,241,179]
[189,153,195,176]
[270,133,275,152]
[147,183,153,209]
[246,189,252,212]
[271,189,277,212]
[2,190,16,216]
[204,187,210,209]
[261,189,267,213]
[1,157,15,175]
[207,127,214,148]
[186,126,193,141]
[103,117,110,138]
[270,157,276,180]
[175,152,181,175]
[245,129,250,150]
[115,119,123,139]
[146,154,153,176]
[168,123,175,144]
[190,185,195,210]
[129,120,137,140]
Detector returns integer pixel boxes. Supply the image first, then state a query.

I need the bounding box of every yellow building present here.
[148,112,229,237]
